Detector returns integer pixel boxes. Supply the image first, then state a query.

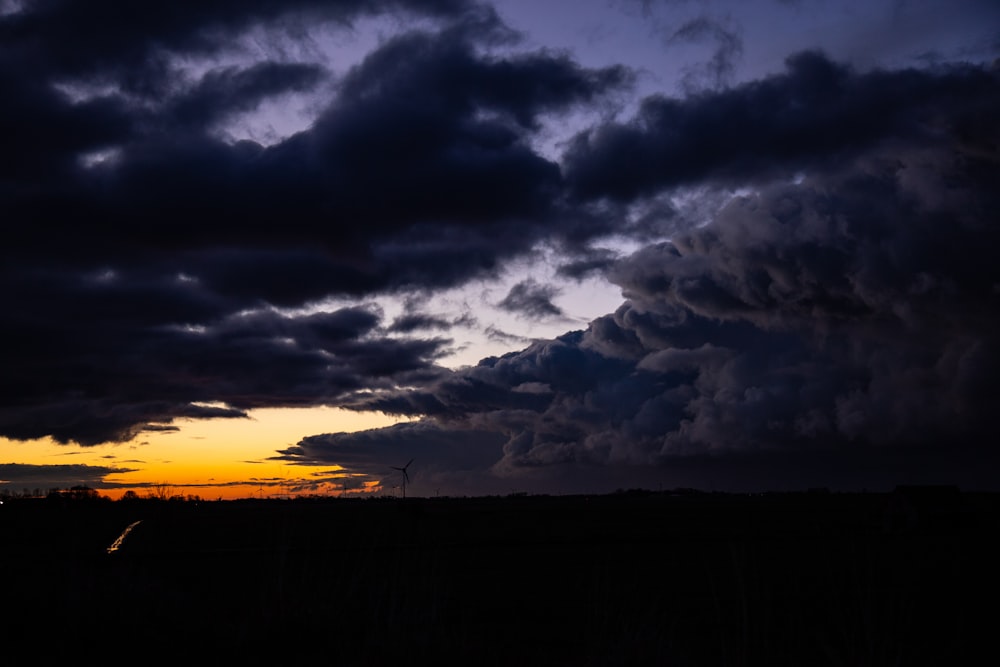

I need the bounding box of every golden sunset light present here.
[1,407,409,499]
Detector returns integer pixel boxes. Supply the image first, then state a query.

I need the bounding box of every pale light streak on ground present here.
[107,520,142,553]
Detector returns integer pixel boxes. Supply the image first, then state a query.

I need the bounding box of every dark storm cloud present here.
[165,61,329,131]
[0,0,476,78]
[389,313,455,333]
[0,2,632,446]
[0,463,136,491]
[563,51,999,202]
[4,3,631,270]
[275,421,508,493]
[302,81,1000,491]
[0,0,477,182]
[5,0,999,503]
[0,290,449,444]
[555,247,620,281]
[498,279,565,320]
[388,295,472,333]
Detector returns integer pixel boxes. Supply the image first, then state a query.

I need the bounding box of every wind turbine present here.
[390,459,413,498]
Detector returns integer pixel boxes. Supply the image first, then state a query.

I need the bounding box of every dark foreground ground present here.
[2,490,998,666]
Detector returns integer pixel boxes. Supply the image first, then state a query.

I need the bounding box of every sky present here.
[2,0,999,499]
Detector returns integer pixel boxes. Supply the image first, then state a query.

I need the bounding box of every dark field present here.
[2,490,998,665]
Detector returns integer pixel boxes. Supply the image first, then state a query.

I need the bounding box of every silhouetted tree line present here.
[119,487,203,502]
[0,486,203,503]
[48,485,108,502]
[0,485,110,501]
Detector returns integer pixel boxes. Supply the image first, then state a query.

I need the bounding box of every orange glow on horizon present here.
[0,406,409,500]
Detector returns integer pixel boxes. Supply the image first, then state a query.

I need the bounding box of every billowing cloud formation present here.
[286,58,1000,491]
[1,1,630,445]
[3,0,999,494]
[275,422,509,495]
[1,300,453,444]
[563,52,997,201]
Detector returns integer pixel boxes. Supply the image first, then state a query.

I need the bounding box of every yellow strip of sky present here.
[0,407,409,500]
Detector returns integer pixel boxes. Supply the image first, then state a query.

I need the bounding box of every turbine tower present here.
[390,459,413,498]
